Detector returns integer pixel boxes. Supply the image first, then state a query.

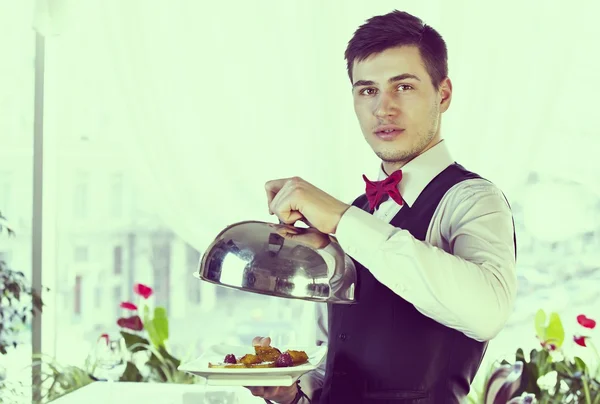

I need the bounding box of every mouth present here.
[374,125,405,140]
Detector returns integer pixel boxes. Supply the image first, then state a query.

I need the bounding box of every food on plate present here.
[208,344,309,369]
[255,345,282,362]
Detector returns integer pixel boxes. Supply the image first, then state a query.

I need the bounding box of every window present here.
[74,246,89,262]
[74,276,82,315]
[73,172,90,219]
[113,285,122,318]
[151,235,171,314]
[113,245,122,274]
[110,172,124,218]
[94,286,102,309]
[0,251,11,265]
[0,171,11,216]
[186,244,201,304]
[0,1,35,396]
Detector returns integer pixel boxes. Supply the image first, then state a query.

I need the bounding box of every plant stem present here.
[583,375,592,404]
[589,341,600,379]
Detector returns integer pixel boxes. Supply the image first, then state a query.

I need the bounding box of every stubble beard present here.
[375,103,440,166]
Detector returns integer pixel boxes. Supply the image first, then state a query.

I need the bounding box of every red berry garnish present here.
[275,352,293,367]
[224,354,237,364]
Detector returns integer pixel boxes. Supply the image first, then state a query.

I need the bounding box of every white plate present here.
[178,344,327,386]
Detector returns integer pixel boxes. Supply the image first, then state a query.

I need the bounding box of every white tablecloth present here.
[51,382,265,404]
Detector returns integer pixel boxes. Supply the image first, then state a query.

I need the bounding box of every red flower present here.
[574,335,587,347]
[133,283,153,299]
[577,315,596,330]
[120,301,138,310]
[117,315,144,331]
[540,340,557,351]
[98,333,109,345]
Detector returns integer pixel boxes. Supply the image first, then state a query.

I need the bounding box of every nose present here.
[373,92,399,118]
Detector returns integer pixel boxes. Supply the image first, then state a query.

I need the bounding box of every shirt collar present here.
[377,140,454,207]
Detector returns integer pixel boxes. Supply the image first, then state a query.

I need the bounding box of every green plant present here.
[31,353,95,403]
[501,309,599,403]
[111,283,198,384]
[0,212,46,355]
[0,353,96,404]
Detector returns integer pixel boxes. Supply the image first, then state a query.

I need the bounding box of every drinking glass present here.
[94,333,128,398]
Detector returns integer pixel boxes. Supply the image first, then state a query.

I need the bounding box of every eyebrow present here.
[352,73,421,88]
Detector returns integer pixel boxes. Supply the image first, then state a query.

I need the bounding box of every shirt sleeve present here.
[333,180,517,341]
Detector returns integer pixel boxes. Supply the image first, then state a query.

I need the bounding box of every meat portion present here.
[286,350,309,365]
[211,345,310,368]
[239,354,262,366]
[254,345,282,362]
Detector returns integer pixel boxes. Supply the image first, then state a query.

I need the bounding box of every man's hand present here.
[271,224,331,249]
[247,385,298,403]
[245,337,299,403]
[265,177,350,234]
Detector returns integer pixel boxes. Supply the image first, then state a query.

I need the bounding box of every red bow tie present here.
[362,170,404,211]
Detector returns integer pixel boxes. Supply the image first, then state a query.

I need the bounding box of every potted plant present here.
[479,310,600,403]
[111,282,198,384]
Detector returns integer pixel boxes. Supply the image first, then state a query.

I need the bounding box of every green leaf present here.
[120,331,151,353]
[574,356,588,373]
[143,305,161,349]
[119,361,144,382]
[152,307,169,347]
[535,309,547,339]
[534,309,565,349]
[158,345,180,368]
[144,345,183,383]
[545,313,565,348]
[531,348,548,366]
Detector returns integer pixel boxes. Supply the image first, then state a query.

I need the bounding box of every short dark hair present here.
[344,10,448,89]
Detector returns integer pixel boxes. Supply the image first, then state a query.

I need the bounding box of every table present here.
[51,382,265,404]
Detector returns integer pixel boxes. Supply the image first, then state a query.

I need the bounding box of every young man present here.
[249,9,517,404]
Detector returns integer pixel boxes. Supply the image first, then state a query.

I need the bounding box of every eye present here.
[358,87,378,96]
[397,84,413,91]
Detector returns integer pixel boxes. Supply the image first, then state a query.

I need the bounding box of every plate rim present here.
[178,343,327,375]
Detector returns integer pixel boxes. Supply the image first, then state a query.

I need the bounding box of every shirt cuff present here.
[334,206,396,265]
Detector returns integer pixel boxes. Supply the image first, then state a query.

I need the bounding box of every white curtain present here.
[35,0,600,251]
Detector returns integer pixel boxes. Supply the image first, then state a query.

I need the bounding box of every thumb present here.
[296,217,315,228]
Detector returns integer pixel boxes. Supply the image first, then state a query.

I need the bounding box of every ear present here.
[439,77,452,113]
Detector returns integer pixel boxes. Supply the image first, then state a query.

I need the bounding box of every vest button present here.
[339,333,347,341]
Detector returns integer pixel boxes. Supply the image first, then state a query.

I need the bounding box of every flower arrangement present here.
[502,309,599,403]
[112,282,197,384]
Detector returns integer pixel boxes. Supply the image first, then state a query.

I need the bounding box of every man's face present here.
[351,46,452,168]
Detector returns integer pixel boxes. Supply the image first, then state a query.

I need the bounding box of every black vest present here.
[319,163,516,404]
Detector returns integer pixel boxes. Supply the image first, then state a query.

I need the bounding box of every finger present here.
[277,231,297,241]
[265,179,289,215]
[246,387,265,396]
[268,179,291,218]
[264,386,296,401]
[270,181,304,224]
[297,217,315,228]
[262,387,281,400]
[275,226,300,238]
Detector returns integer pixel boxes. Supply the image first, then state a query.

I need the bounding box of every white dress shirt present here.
[297,140,517,402]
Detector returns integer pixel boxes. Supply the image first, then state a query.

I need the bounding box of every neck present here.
[382,136,443,175]
[382,161,407,175]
